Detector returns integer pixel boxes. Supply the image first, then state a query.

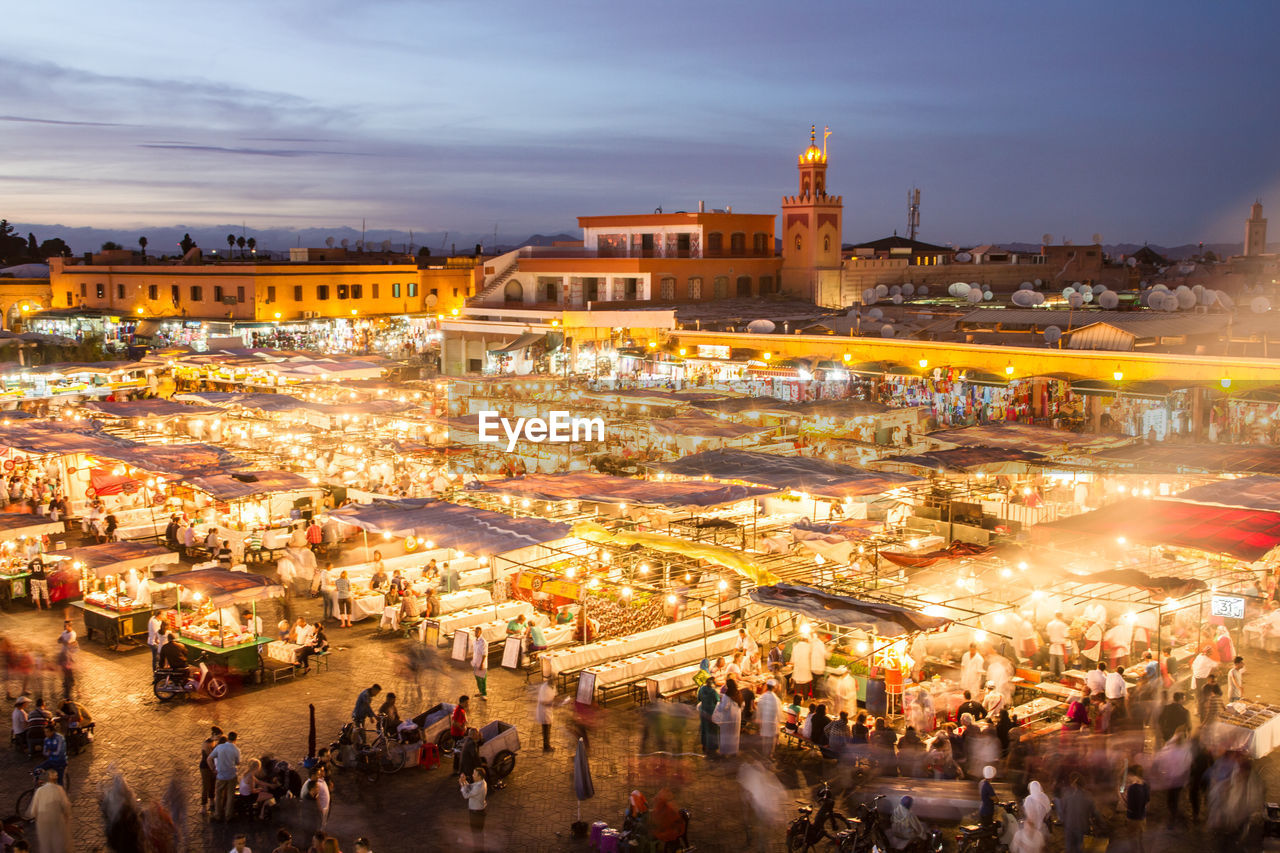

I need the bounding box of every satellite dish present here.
[1091,233,1102,244]
[1061,287,1075,299]
[1098,291,1119,309]
[1033,278,1043,287]
[1071,281,1082,290]
[918,285,929,296]
[902,283,915,296]
[1044,325,1062,344]
[954,252,972,263]
[340,238,349,249]
[747,319,776,334]
[875,284,889,298]
[868,308,883,321]
[425,293,437,308]
[891,294,904,304]
[1252,296,1271,314]
[1042,233,1053,245]
[983,290,993,301]
[1033,292,1046,305]
[1177,289,1197,310]
[325,237,335,248]
[1019,281,1033,291]
[1081,290,1094,303]
[862,288,877,304]
[1011,290,1035,307]
[1091,284,1106,295]
[1198,289,1216,306]
[890,285,901,297]
[381,239,392,252]
[1067,292,1084,308]
[1126,257,1138,267]
[967,289,983,304]
[880,324,895,338]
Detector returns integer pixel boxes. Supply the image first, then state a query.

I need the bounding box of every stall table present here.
[1028,680,1079,702]
[177,635,271,675]
[1205,702,1280,758]
[0,570,29,607]
[1008,697,1065,724]
[72,600,155,649]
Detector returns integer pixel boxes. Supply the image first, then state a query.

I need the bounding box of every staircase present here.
[468,262,518,306]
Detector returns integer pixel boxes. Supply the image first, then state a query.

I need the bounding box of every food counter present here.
[72,592,155,649]
[177,634,272,674]
[0,569,29,606]
[1205,702,1280,758]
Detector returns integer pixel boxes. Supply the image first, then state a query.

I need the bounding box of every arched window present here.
[504,280,523,303]
[794,235,802,251]
[688,277,703,299]
[823,235,831,252]
[706,232,723,256]
[736,276,752,297]
[730,233,746,255]
[659,277,676,300]
[753,233,770,255]
[802,177,811,196]
[713,276,729,299]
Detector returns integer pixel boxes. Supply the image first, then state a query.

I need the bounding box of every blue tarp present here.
[330,498,571,556]
[653,449,922,498]
[749,583,950,635]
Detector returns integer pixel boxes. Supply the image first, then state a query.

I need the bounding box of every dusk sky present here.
[4,0,1279,247]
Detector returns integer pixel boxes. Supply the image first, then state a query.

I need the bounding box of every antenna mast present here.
[907,187,921,241]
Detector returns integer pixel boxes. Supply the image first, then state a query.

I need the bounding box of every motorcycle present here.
[845,795,945,853]
[152,662,228,701]
[786,781,858,852]
[955,800,1020,853]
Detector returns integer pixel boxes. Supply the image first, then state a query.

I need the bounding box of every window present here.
[148,284,158,300]
[660,277,675,299]
[351,284,362,299]
[191,286,203,302]
[753,233,770,255]
[706,232,723,256]
[266,286,276,303]
[730,233,746,255]
[392,283,401,298]
[213,286,224,303]
[337,284,349,299]
[688,277,702,299]
[759,276,774,294]
[452,288,459,297]
[584,278,599,301]
[823,235,831,252]
[116,283,125,299]
[80,283,87,297]
[713,276,729,299]
[676,233,691,257]
[736,276,752,297]
[408,282,418,297]
[794,235,802,251]
[65,292,74,306]
[317,285,329,300]
[171,285,180,304]
[293,286,303,301]
[371,283,379,299]
[546,281,558,301]
[236,286,245,303]
[96,283,104,298]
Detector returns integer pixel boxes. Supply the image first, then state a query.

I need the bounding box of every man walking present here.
[1227,656,1245,702]
[208,731,241,821]
[1054,773,1097,853]
[472,626,488,699]
[535,677,555,752]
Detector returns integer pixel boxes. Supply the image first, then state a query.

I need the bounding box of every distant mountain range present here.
[7,223,1251,262]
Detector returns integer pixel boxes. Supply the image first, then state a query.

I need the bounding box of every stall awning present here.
[1169,476,1280,514]
[1036,497,1280,562]
[466,472,774,508]
[572,521,778,585]
[651,415,772,439]
[927,423,1126,454]
[1090,443,1280,476]
[83,399,223,419]
[330,498,571,556]
[492,333,546,354]
[90,468,139,496]
[185,470,315,501]
[57,542,179,577]
[1069,568,1207,600]
[874,446,1044,472]
[749,583,951,635]
[156,568,284,607]
[0,514,64,541]
[654,449,923,498]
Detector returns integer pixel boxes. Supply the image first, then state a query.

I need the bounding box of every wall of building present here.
[48,258,478,321]
[0,279,53,329]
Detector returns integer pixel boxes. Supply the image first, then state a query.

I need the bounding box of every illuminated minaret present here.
[781,125,843,304]
[1245,200,1268,256]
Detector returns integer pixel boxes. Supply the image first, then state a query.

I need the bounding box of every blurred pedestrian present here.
[1054,773,1096,853]
[471,627,488,699]
[26,768,71,853]
[535,677,555,752]
[460,767,487,849]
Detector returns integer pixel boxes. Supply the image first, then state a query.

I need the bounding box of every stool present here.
[590,821,608,849]
[599,828,620,853]
[418,742,440,770]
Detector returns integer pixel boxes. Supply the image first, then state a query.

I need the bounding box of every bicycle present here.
[329,715,409,782]
[13,768,45,824]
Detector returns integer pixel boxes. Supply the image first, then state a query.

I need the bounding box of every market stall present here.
[0,514,64,605]
[149,569,283,676]
[61,542,179,648]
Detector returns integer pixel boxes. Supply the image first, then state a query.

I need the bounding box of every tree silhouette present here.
[180,234,195,254]
[101,241,123,251]
[27,233,38,258]
[227,233,236,257]
[0,221,26,264]
[247,237,256,255]
[236,236,246,257]
[38,238,71,258]
[138,236,148,261]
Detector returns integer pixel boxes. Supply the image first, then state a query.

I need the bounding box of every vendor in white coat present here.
[756,679,782,757]
[828,666,856,717]
[959,642,985,697]
[986,655,1015,706]
[791,635,814,697]
[808,633,828,696]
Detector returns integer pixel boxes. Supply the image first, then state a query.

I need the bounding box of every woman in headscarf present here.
[651,789,686,848]
[1214,625,1236,664]
[1009,780,1050,853]
[623,789,649,835]
[714,681,742,755]
[886,796,928,849]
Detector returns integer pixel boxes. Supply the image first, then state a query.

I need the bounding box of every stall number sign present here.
[1211,595,1245,620]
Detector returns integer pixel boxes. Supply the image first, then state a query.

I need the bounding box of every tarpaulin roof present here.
[1089,443,1280,476]
[1169,476,1280,514]
[691,398,891,418]
[1070,568,1207,600]
[492,333,546,354]
[927,423,1125,453]
[0,513,63,540]
[876,446,1045,471]
[57,541,179,576]
[82,399,222,419]
[466,472,774,508]
[1036,497,1280,562]
[654,449,923,498]
[108,443,249,478]
[330,498,571,555]
[572,520,779,585]
[156,568,284,607]
[89,468,139,496]
[749,584,951,635]
[691,396,786,414]
[174,391,410,418]
[185,470,315,501]
[0,422,136,456]
[650,415,772,439]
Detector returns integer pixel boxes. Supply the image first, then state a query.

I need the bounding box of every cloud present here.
[0,114,131,127]
[138,143,375,158]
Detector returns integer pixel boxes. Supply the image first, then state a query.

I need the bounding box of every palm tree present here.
[247,237,257,256]
[227,233,236,258]
[138,236,148,261]
[236,236,246,257]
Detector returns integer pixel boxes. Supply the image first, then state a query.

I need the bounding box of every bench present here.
[263,658,298,684]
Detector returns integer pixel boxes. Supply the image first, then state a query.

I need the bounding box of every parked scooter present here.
[152,662,228,701]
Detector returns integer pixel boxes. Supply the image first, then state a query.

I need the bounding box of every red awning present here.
[1036,497,1280,562]
[89,468,139,497]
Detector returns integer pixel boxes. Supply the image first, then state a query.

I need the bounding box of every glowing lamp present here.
[1004,363,1015,376]
[666,594,677,605]
[1113,370,1124,382]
